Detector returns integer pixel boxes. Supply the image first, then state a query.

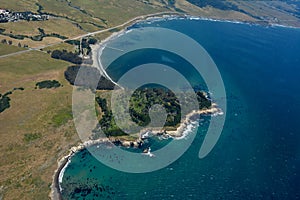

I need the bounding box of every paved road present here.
[0,11,179,59]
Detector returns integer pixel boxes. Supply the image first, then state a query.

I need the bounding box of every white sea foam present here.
[142,147,155,157]
[58,159,71,191]
[173,120,198,140]
[270,23,299,29]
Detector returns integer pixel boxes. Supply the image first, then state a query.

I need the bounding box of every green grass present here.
[42,42,76,53]
[23,133,42,143]
[0,18,86,38]
[0,43,24,56]
[52,107,73,127]
[38,0,107,27]
[70,0,168,26]
[0,0,38,12]
[0,50,68,75]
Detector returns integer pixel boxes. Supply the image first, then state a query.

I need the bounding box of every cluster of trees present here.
[95,97,127,137]
[64,66,116,90]
[51,50,83,64]
[1,39,13,45]
[65,38,98,57]
[0,92,11,113]
[129,87,182,127]
[87,38,97,45]
[29,28,67,41]
[0,27,67,42]
[129,87,211,127]
[0,88,24,113]
[35,80,61,89]
[93,87,212,136]
[65,40,80,46]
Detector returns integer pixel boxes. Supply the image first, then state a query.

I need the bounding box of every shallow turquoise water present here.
[61,19,300,199]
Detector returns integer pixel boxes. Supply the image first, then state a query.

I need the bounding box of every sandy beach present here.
[90,31,124,88]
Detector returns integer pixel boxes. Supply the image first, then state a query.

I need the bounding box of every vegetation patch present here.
[64,65,116,90]
[0,88,24,113]
[65,39,80,46]
[52,108,73,127]
[87,38,97,45]
[1,39,24,52]
[129,86,181,127]
[94,85,211,137]
[95,97,127,137]
[51,50,82,64]
[0,93,11,113]
[35,80,62,89]
[23,133,42,143]
[0,29,68,41]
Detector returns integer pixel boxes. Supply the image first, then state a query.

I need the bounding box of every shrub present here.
[88,38,98,45]
[51,50,82,64]
[36,80,61,89]
[0,95,11,113]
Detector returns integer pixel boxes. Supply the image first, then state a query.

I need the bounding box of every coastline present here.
[49,13,251,200]
[50,12,297,200]
[49,144,85,200]
[90,31,124,88]
[50,102,222,199]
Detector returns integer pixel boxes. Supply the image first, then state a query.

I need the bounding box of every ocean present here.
[60,18,300,199]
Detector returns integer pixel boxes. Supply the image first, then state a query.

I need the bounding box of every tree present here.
[88,38,98,45]
[51,50,63,59]
[51,49,82,64]
[18,42,21,47]
[8,40,12,45]
[1,39,7,44]
[64,66,115,90]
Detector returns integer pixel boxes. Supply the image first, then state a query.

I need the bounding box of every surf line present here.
[96,44,124,89]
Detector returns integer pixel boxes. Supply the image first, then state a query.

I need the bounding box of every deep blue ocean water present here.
[61,19,300,199]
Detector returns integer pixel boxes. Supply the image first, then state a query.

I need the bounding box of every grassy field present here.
[42,42,76,53]
[0,43,24,56]
[69,0,168,26]
[0,18,86,38]
[0,0,38,12]
[0,0,169,49]
[0,50,80,199]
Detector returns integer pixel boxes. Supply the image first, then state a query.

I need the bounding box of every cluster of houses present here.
[0,9,49,23]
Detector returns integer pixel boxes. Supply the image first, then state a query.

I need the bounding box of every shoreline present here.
[130,13,300,29]
[50,12,297,200]
[49,13,257,200]
[50,102,222,199]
